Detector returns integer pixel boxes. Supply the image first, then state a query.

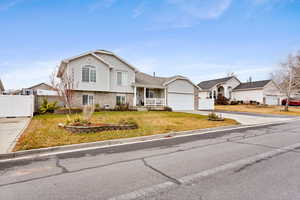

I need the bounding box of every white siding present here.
[65,54,135,93]
[263,81,281,96]
[96,53,135,93]
[67,55,110,91]
[232,89,264,103]
[167,79,194,94]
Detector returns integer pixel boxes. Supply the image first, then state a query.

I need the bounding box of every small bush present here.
[39,99,59,114]
[163,106,173,112]
[208,112,224,121]
[66,114,91,126]
[230,101,239,105]
[215,96,229,105]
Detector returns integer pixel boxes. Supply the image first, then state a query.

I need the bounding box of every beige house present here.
[57,50,199,110]
[198,76,283,105]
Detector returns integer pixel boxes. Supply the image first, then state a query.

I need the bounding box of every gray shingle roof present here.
[135,72,188,87]
[197,76,234,90]
[233,80,271,91]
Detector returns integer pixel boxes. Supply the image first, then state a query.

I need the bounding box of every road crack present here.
[142,158,181,185]
[55,158,69,173]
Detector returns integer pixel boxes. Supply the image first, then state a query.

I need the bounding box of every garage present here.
[265,95,280,105]
[168,93,194,110]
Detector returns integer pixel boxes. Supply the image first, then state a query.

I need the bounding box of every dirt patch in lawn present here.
[13,111,237,151]
[216,105,300,116]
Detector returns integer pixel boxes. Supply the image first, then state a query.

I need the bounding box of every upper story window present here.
[116,71,128,86]
[82,66,96,83]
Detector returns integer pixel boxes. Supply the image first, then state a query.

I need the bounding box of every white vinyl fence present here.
[0,95,34,117]
[199,98,215,110]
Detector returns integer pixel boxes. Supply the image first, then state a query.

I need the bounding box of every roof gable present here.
[198,76,238,90]
[58,50,137,77]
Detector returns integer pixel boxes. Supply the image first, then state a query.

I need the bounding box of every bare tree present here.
[271,52,300,111]
[50,66,75,115]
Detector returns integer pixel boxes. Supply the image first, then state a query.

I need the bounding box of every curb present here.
[0,120,291,162]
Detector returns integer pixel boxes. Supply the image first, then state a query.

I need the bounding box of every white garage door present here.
[265,95,279,105]
[168,93,194,110]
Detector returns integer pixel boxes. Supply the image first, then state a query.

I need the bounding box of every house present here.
[57,50,198,110]
[198,76,283,105]
[17,83,61,111]
[0,79,4,94]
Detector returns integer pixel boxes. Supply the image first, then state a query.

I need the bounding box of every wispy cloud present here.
[0,0,23,11]
[132,2,146,18]
[146,0,232,29]
[88,0,116,12]
[167,0,232,20]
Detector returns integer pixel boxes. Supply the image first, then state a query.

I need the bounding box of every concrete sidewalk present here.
[182,110,295,125]
[0,118,31,153]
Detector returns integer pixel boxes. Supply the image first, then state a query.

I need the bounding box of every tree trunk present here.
[284,97,289,111]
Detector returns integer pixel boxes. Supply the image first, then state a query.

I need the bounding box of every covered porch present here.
[133,86,167,107]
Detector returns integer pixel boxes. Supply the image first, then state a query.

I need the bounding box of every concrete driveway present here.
[0,118,31,154]
[182,110,296,125]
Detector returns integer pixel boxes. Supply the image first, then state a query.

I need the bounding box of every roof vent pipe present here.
[153,72,156,77]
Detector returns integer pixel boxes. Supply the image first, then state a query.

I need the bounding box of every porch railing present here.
[145,98,165,106]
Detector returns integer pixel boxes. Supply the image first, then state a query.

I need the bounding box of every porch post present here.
[133,86,137,106]
[144,87,146,106]
[164,88,167,106]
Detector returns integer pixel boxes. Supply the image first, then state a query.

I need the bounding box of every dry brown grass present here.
[14,111,237,151]
[216,105,300,116]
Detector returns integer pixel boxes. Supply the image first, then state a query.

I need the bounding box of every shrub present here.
[215,96,229,105]
[39,99,59,114]
[66,114,90,126]
[163,106,173,112]
[208,112,224,121]
[230,101,239,105]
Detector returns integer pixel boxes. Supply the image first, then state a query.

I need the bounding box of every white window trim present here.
[116,70,128,86]
[82,65,96,83]
[82,94,94,105]
[116,94,126,105]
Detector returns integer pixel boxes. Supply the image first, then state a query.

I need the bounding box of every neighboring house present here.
[198,77,283,105]
[18,83,61,111]
[57,50,198,110]
[0,79,4,94]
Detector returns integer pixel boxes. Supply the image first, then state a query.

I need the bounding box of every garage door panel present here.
[265,95,279,105]
[168,93,194,110]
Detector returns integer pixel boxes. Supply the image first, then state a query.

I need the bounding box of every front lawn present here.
[216,105,300,116]
[14,111,237,151]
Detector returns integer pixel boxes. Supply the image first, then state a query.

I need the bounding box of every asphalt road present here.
[1,120,300,200]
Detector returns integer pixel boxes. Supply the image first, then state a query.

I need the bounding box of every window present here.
[209,92,212,99]
[82,67,90,82]
[116,71,128,86]
[82,95,94,105]
[116,95,126,105]
[82,66,96,83]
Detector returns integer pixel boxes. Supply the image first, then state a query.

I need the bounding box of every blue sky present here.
[0,0,300,89]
